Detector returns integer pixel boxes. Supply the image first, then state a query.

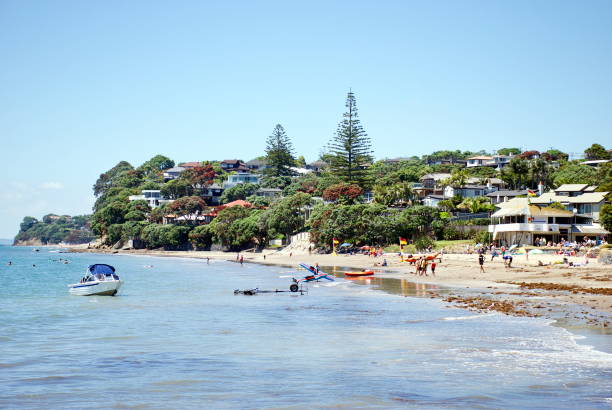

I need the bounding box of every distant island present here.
[13,214,95,246]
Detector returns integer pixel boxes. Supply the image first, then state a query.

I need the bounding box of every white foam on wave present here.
[441,312,498,321]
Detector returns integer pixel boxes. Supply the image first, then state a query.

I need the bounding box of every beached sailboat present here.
[68,264,122,296]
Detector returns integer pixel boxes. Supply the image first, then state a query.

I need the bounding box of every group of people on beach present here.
[413,256,436,276]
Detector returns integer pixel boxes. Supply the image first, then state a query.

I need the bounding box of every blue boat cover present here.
[88,264,116,275]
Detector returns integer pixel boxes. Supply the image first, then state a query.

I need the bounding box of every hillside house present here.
[529,184,608,222]
[488,198,609,246]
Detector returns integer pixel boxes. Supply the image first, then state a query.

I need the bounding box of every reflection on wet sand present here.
[324,266,443,298]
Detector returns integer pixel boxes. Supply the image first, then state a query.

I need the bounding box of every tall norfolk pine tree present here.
[328,91,373,186]
[265,124,296,177]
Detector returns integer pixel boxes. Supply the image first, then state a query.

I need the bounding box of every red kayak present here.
[344,270,375,277]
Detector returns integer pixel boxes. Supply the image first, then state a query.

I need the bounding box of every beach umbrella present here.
[340,243,351,247]
[529,249,544,254]
[360,245,371,250]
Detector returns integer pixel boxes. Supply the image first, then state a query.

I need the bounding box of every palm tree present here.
[391,182,414,206]
[529,158,551,189]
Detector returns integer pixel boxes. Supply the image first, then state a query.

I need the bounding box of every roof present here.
[164,166,186,173]
[467,156,493,160]
[180,162,202,168]
[221,200,252,208]
[584,186,597,192]
[421,173,451,180]
[571,223,609,235]
[492,198,574,218]
[530,191,608,205]
[246,158,267,166]
[582,159,610,165]
[221,159,243,164]
[466,177,503,185]
[257,187,282,192]
[451,185,489,190]
[486,190,529,197]
[384,157,412,163]
[554,184,588,192]
[308,160,328,167]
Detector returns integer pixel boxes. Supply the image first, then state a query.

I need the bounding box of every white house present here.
[466,156,493,167]
[128,190,173,209]
[423,194,445,207]
[466,155,513,169]
[163,166,186,181]
[486,189,529,205]
[529,184,608,221]
[444,184,497,198]
[488,198,609,246]
[224,172,261,188]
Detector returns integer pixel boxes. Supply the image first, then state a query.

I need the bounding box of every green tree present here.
[441,169,469,188]
[584,143,610,160]
[265,193,312,240]
[552,163,597,186]
[528,158,553,189]
[138,155,175,177]
[457,197,495,214]
[220,183,260,204]
[327,91,373,186]
[207,206,253,249]
[497,147,521,156]
[161,178,194,199]
[189,225,214,249]
[124,200,151,221]
[295,155,307,168]
[594,163,612,193]
[92,161,134,197]
[501,158,530,189]
[264,124,295,177]
[543,149,568,161]
[20,216,38,232]
[600,204,612,233]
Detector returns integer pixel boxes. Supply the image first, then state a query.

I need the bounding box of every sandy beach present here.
[67,244,611,329]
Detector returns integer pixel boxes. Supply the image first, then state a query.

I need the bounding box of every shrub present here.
[107,224,123,245]
[472,231,492,244]
[414,236,435,251]
[189,225,214,250]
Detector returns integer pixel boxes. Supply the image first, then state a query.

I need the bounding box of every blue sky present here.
[1,0,611,238]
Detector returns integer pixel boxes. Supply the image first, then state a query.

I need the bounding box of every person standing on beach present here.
[430,261,436,276]
[479,254,485,273]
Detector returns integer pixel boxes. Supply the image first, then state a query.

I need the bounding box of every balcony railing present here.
[488,223,560,233]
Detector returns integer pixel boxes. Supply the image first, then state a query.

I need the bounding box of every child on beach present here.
[479,254,485,273]
[430,261,436,276]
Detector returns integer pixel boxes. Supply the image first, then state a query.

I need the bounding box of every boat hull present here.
[68,280,122,296]
[344,271,374,277]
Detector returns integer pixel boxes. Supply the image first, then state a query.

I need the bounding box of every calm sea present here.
[0,246,610,409]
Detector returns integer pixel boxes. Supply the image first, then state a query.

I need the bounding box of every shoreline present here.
[67,246,611,332]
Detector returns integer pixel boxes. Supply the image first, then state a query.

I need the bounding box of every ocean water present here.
[0,246,610,409]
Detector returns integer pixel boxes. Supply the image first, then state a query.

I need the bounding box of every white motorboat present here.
[68,264,122,296]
